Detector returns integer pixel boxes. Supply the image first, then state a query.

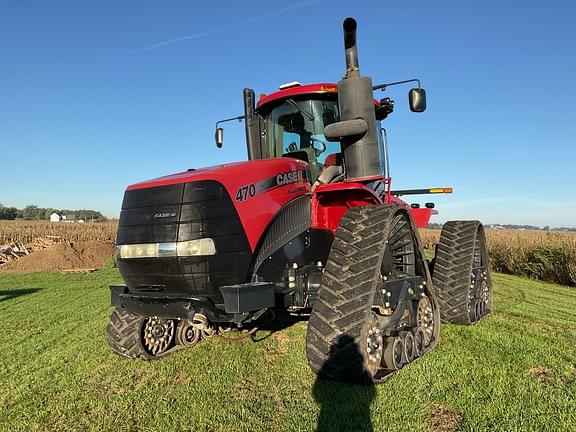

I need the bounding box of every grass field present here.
[1,270,575,432]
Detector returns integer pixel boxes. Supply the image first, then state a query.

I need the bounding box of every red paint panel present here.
[126,158,311,251]
[409,208,436,228]
[311,183,382,232]
[311,182,435,231]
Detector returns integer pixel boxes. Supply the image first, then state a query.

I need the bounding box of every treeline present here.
[0,204,107,221]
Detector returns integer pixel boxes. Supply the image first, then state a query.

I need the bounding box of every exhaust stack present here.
[325,18,383,181]
[343,17,359,77]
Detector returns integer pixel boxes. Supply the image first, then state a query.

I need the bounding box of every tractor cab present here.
[213,82,389,185]
[216,83,361,182]
[256,84,340,162]
[214,81,401,186]
[255,83,342,181]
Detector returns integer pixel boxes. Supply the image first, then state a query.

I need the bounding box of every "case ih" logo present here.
[154,212,177,219]
[276,170,302,186]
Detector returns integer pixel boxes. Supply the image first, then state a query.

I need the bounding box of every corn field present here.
[420,228,576,287]
[0,221,117,244]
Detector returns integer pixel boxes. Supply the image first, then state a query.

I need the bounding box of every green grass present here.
[1,270,575,432]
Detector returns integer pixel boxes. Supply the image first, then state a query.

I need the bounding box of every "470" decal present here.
[235,184,256,202]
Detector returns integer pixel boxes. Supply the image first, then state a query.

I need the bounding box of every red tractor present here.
[107,18,492,383]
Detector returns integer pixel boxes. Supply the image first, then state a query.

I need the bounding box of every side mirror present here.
[215,128,224,148]
[409,88,426,112]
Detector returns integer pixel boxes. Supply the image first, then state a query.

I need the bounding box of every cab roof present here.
[256,83,337,111]
[256,82,381,112]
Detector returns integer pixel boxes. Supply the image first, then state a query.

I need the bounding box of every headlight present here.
[116,239,216,259]
[117,243,159,259]
[176,238,216,257]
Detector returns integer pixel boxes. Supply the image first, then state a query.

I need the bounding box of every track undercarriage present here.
[305,204,441,383]
[107,308,263,359]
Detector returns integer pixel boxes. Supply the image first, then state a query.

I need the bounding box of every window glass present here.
[264,99,341,165]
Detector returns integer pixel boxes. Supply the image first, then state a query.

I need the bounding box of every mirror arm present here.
[373,78,421,92]
[215,115,245,129]
[215,115,245,148]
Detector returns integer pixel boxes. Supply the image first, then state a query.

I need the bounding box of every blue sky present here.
[1,0,575,227]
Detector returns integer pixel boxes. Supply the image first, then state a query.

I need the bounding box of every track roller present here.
[382,336,404,370]
[400,331,416,363]
[413,327,425,357]
[176,320,201,347]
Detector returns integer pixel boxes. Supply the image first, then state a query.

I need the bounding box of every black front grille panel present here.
[119,204,181,227]
[122,184,185,209]
[117,183,184,245]
[117,181,252,300]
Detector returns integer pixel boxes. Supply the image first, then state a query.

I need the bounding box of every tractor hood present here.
[126,159,308,193]
[116,157,311,300]
[122,158,311,251]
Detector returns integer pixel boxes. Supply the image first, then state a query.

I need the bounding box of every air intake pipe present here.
[324,18,383,181]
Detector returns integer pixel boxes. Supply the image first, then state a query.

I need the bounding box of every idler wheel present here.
[364,314,384,377]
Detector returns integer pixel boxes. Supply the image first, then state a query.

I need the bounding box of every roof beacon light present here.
[278,81,303,90]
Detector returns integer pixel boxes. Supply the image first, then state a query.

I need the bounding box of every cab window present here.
[264,99,340,165]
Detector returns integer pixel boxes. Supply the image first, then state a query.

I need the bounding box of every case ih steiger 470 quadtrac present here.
[107,18,492,383]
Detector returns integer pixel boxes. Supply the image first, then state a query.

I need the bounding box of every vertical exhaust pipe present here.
[335,18,383,180]
[343,17,359,77]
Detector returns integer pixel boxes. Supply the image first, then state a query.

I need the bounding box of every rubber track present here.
[305,204,401,383]
[106,307,152,359]
[432,220,489,324]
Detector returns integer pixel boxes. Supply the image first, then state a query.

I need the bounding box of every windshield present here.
[263,99,340,165]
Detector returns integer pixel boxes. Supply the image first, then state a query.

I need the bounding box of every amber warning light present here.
[391,187,453,196]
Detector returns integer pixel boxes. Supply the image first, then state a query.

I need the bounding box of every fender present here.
[252,194,311,276]
[252,194,334,309]
[311,182,382,232]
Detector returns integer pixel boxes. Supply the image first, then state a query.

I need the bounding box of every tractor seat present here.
[324,153,343,167]
[313,153,344,190]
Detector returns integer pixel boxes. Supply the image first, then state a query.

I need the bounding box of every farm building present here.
[49,212,62,222]
[49,212,78,223]
[62,214,76,223]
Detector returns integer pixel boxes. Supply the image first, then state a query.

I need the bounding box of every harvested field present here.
[0,220,117,244]
[420,228,576,286]
[0,221,117,271]
[2,221,574,286]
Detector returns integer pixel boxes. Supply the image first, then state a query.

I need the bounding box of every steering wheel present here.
[310,136,327,157]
